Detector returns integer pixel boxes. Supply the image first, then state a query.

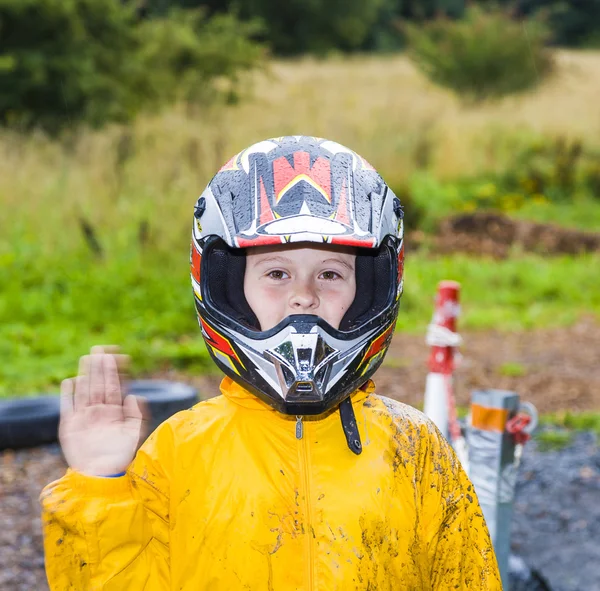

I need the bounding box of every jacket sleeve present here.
[418,422,503,590]
[40,423,175,591]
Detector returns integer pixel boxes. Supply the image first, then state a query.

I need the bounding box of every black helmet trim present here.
[192,235,400,415]
[199,235,398,340]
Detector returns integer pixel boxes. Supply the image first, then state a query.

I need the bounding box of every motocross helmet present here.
[191,136,404,418]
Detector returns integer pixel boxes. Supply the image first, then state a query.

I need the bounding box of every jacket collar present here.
[219,376,375,414]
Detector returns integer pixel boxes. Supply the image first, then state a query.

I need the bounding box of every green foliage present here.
[405,6,554,102]
[513,0,600,48]
[497,137,600,204]
[0,244,214,397]
[366,0,467,51]
[243,0,388,54]
[0,0,144,133]
[401,135,600,232]
[146,0,387,55]
[0,0,264,134]
[133,0,600,53]
[137,8,265,106]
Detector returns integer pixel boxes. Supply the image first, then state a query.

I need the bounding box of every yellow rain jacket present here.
[41,378,501,590]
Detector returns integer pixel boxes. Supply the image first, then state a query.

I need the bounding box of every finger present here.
[91,344,121,355]
[103,354,123,406]
[123,395,151,423]
[73,374,89,412]
[123,396,152,449]
[74,356,91,410]
[135,397,152,445]
[88,353,106,406]
[113,354,130,373]
[60,379,74,416]
[78,354,90,377]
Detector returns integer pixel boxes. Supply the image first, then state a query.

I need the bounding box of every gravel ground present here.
[1,319,599,590]
[511,429,600,591]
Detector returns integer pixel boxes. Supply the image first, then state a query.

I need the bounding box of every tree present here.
[0,0,265,134]
[0,0,146,133]
[142,0,387,55]
[137,7,265,107]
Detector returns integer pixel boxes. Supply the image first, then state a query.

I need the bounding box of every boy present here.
[41,136,501,590]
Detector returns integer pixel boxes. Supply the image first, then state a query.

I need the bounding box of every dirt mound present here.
[415,212,600,258]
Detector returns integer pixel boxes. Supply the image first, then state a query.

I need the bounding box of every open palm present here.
[59,346,150,477]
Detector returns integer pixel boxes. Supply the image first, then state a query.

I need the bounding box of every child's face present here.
[244,244,357,331]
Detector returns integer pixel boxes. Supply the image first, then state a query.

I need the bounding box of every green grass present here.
[535,430,574,451]
[512,197,600,232]
[539,410,600,434]
[2,239,598,397]
[398,251,600,331]
[533,411,600,451]
[498,362,527,377]
[0,244,213,397]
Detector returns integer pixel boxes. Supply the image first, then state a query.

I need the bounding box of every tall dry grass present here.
[2,50,600,254]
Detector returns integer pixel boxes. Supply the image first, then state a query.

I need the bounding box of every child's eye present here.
[267,270,288,280]
[320,271,341,281]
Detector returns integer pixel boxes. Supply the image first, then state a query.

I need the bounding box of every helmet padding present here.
[205,242,260,329]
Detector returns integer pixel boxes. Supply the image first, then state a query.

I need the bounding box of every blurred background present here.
[1,2,600,589]
[2,0,600,404]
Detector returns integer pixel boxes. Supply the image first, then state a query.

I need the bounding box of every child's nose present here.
[289,281,319,311]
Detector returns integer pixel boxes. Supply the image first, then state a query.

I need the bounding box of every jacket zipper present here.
[296,416,314,590]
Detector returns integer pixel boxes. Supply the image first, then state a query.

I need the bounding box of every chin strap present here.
[339,396,362,455]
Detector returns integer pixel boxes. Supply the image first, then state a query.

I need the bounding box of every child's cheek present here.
[261,283,285,300]
[259,285,286,313]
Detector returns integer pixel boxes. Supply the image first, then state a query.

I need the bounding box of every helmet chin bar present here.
[264,324,338,403]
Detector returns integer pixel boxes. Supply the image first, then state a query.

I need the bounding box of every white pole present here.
[423,281,468,469]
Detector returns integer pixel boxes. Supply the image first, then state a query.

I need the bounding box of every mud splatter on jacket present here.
[41,377,501,590]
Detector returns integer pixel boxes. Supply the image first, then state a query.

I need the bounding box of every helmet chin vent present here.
[287,380,322,402]
[295,382,313,392]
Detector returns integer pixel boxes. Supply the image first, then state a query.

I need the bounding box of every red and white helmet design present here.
[191,136,404,416]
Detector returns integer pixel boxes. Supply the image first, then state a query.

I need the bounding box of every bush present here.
[405,6,555,103]
[137,8,265,107]
[0,0,265,134]
[414,135,600,231]
[0,0,144,133]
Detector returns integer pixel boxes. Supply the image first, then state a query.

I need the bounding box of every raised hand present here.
[58,345,150,477]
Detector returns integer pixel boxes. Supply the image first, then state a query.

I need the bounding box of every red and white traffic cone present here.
[423,281,469,470]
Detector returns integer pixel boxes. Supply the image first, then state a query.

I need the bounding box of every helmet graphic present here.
[190,136,404,418]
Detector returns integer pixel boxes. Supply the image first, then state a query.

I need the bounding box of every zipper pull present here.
[295,415,303,439]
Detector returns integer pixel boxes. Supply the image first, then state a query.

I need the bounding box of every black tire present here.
[126,380,199,434]
[0,381,199,450]
[509,553,553,591]
[0,395,61,451]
